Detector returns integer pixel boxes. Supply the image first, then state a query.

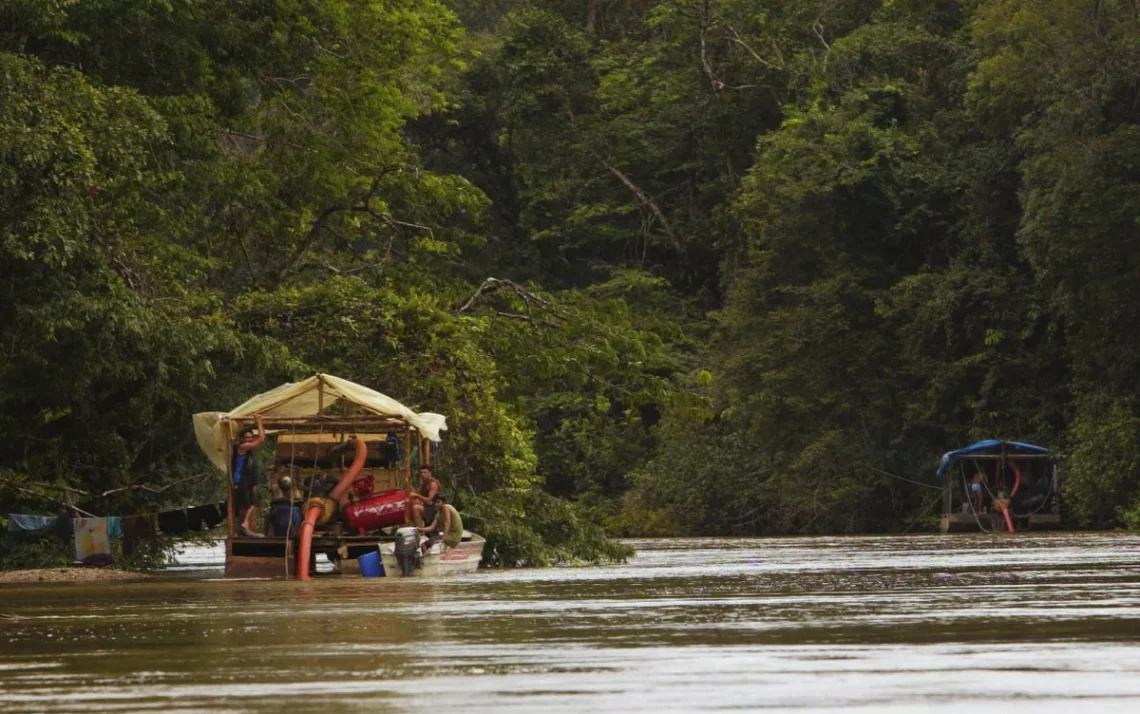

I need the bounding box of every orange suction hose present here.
[329,437,368,503]
[998,462,1021,533]
[296,505,322,580]
[297,438,367,580]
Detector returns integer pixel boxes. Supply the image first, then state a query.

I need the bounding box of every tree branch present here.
[100,482,183,497]
[0,478,95,517]
[278,205,350,282]
[494,311,560,328]
[587,149,685,253]
[699,3,725,96]
[722,20,782,70]
[457,277,566,322]
[811,1,841,71]
[277,168,411,282]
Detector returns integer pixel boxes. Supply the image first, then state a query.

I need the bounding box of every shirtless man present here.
[409,464,440,529]
[233,414,266,537]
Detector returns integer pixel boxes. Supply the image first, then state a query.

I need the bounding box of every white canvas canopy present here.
[193,374,447,472]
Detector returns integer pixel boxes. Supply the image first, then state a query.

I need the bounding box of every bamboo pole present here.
[225,421,235,537]
[942,472,951,519]
[403,426,412,484]
[404,425,412,524]
[227,417,409,431]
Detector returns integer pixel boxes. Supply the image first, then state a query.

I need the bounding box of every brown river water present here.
[3,533,1140,713]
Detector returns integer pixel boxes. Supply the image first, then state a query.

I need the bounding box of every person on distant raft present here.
[409,464,440,529]
[969,471,986,513]
[418,493,463,554]
[233,414,266,537]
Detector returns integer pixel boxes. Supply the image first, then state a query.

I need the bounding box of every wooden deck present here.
[940,511,1061,533]
[225,533,396,578]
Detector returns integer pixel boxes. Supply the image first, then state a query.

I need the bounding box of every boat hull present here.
[379,532,484,577]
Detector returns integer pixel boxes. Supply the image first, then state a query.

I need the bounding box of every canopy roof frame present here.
[935,439,1050,480]
[193,373,446,472]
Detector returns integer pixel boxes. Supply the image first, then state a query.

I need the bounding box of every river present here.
[3,533,1140,712]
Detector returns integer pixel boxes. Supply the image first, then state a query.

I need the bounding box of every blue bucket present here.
[358,550,384,578]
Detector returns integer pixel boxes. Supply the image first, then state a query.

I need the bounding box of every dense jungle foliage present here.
[3,0,1140,565]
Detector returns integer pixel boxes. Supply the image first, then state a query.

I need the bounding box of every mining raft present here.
[193,373,483,578]
[937,439,1061,533]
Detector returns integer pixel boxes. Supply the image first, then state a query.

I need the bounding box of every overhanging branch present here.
[457,277,566,324]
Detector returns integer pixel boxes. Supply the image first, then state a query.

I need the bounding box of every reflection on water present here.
[3,534,1140,712]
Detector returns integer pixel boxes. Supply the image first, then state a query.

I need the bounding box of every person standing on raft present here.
[409,464,440,529]
[233,414,266,537]
[419,493,463,553]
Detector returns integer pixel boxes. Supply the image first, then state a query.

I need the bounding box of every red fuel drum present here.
[343,489,407,534]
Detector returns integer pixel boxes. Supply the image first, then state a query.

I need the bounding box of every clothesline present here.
[7,499,229,565]
[6,499,228,537]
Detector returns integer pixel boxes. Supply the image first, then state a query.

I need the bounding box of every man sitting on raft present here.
[418,493,463,553]
[409,464,440,529]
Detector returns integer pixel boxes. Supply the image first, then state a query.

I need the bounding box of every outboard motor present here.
[394,526,421,576]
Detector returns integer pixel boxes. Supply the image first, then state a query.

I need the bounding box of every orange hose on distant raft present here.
[999,462,1021,533]
[297,438,368,580]
[1009,462,1021,501]
[999,505,1014,533]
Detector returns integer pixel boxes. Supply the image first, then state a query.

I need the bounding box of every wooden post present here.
[423,438,431,466]
[403,425,412,524]
[317,374,325,414]
[403,425,412,484]
[225,420,235,537]
[942,474,951,521]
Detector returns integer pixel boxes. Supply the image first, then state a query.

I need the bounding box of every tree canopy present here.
[4,0,1140,561]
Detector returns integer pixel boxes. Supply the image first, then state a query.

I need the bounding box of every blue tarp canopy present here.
[936,440,1049,479]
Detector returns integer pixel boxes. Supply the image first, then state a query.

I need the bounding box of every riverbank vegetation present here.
[3,0,1140,560]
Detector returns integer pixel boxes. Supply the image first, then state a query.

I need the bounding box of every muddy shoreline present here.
[0,567,151,584]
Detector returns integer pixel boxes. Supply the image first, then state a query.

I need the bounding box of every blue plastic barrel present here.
[271,504,301,535]
[358,550,384,578]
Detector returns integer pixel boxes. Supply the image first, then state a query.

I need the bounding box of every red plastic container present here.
[343,489,407,534]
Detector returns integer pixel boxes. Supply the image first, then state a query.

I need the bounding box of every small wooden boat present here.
[379,531,485,577]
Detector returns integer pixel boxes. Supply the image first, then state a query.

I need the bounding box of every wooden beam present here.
[404,425,412,524]
[403,426,412,483]
[950,454,1051,460]
[227,415,407,424]
[226,417,409,431]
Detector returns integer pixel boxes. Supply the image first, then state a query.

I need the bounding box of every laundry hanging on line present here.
[156,509,189,535]
[155,501,228,535]
[7,512,76,544]
[7,514,58,537]
[7,498,231,544]
[73,517,112,562]
[122,514,157,557]
[203,501,226,528]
